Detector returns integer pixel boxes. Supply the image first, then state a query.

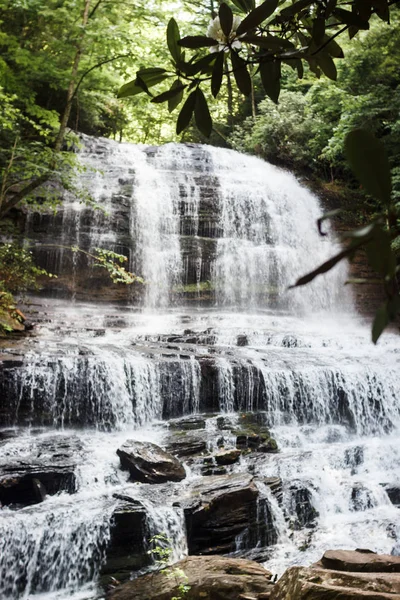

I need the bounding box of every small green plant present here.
[148,534,190,600]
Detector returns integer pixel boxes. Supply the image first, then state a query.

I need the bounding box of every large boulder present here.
[107,555,274,600]
[117,440,186,484]
[164,432,208,458]
[314,549,400,573]
[271,551,400,600]
[270,566,400,600]
[181,473,277,554]
[101,495,149,584]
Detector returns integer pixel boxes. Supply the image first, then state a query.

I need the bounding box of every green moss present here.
[173,281,214,293]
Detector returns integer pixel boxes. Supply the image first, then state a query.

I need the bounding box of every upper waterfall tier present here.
[25,138,351,312]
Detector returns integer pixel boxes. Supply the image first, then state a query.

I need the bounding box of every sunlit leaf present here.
[167,18,181,63]
[118,69,169,98]
[151,82,186,104]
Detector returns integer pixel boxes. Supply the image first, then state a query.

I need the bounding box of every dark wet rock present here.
[270,565,400,600]
[344,446,364,474]
[385,486,400,506]
[237,335,249,347]
[350,483,374,511]
[262,477,283,505]
[117,440,186,484]
[236,431,278,453]
[0,435,81,506]
[107,555,273,600]
[182,473,264,554]
[101,497,149,583]
[215,448,241,465]
[316,549,400,573]
[164,432,207,458]
[288,483,318,530]
[168,416,206,431]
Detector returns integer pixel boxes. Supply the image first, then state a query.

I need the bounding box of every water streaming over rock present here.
[1,137,399,599]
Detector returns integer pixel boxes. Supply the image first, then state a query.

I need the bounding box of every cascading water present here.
[1,137,399,600]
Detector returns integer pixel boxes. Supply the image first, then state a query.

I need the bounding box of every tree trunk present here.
[54,0,92,152]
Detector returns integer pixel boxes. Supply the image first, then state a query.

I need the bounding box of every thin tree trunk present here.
[54,0,91,153]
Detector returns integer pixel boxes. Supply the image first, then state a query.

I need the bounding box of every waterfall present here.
[1,137,399,600]
[25,136,351,312]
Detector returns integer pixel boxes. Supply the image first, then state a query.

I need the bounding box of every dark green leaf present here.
[345,129,392,207]
[280,0,313,19]
[178,36,217,49]
[151,82,186,104]
[194,88,213,138]
[167,18,181,63]
[372,303,389,343]
[211,51,225,98]
[230,0,249,13]
[289,246,354,288]
[316,51,337,81]
[370,0,390,22]
[136,75,151,96]
[230,50,252,96]
[260,60,281,103]
[355,0,373,21]
[365,226,396,277]
[317,208,342,236]
[324,36,344,58]
[325,0,337,17]
[333,8,369,29]
[236,0,279,36]
[168,80,185,112]
[176,91,196,135]
[240,33,294,50]
[219,3,233,38]
[118,79,144,98]
[312,17,325,45]
[179,54,217,76]
[118,69,169,98]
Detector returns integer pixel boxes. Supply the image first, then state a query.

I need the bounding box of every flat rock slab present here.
[270,566,400,600]
[318,550,400,573]
[107,555,273,600]
[117,440,186,484]
[0,435,81,506]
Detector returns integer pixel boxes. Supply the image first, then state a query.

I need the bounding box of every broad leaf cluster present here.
[119,0,395,137]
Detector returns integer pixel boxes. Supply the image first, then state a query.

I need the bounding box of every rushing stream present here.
[0,139,399,600]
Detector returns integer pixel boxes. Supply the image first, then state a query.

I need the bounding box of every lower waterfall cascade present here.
[0,138,399,600]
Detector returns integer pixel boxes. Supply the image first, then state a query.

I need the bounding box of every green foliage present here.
[119,0,396,137]
[0,243,53,294]
[147,535,190,600]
